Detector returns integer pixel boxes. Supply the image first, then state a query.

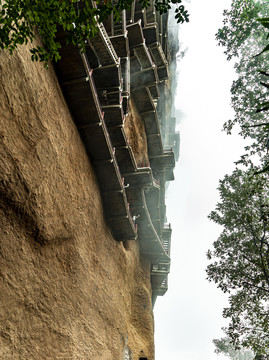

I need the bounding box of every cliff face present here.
[124,97,149,167]
[0,42,154,360]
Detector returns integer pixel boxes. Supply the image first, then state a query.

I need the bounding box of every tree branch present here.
[242,122,269,128]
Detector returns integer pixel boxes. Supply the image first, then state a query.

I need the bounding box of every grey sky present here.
[154,1,248,359]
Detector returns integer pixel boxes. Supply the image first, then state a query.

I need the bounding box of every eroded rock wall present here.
[0,42,154,360]
[124,97,149,167]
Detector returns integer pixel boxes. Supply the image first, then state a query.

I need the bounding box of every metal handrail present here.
[98,22,119,64]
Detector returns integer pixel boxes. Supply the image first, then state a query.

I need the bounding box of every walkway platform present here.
[54,5,177,300]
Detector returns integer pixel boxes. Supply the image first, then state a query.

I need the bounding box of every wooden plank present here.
[93,63,122,88]
[124,170,153,188]
[126,21,144,50]
[55,31,86,82]
[130,67,158,89]
[143,24,158,45]
[115,147,136,174]
[103,190,129,217]
[61,81,101,125]
[147,134,163,157]
[108,126,126,147]
[110,33,130,58]
[149,151,175,169]
[131,87,154,113]
[80,122,113,162]
[109,216,137,241]
[94,159,123,192]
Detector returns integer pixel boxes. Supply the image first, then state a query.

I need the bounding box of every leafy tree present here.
[0,0,189,66]
[210,1,269,355]
[223,36,269,166]
[214,336,254,360]
[253,355,269,360]
[216,0,269,167]
[216,0,266,61]
[207,168,269,356]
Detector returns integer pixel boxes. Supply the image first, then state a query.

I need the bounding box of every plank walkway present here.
[54,1,178,301]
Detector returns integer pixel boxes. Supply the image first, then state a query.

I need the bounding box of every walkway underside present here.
[55,1,177,301]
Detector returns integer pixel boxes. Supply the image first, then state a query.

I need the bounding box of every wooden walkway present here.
[55,1,177,301]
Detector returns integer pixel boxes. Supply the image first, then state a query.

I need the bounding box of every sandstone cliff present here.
[0,42,154,360]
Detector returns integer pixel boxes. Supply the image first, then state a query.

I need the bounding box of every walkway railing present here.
[54,4,175,301]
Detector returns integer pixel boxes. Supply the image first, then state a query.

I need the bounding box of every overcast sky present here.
[154,1,248,359]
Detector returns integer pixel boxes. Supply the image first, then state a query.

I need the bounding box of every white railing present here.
[98,22,119,64]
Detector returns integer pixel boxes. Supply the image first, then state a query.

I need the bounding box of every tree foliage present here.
[216,0,264,60]
[224,37,269,166]
[207,168,269,355]
[216,0,269,169]
[0,0,189,66]
[208,0,269,356]
[214,336,254,360]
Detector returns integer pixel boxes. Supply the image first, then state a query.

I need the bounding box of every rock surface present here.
[0,42,154,359]
[125,97,149,167]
